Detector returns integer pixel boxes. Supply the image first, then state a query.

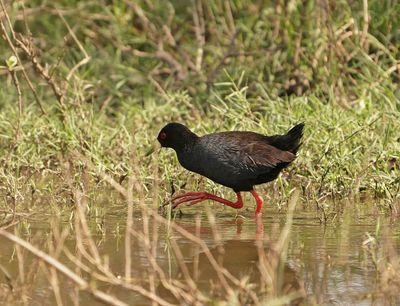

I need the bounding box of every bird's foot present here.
[171,191,210,208]
[171,191,244,210]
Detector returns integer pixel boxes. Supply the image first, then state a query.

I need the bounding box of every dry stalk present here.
[57,10,91,84]
[42,263,64,306]
[47,225,70,306]
[128,227,198,304]
[3,67,23,161]
[192,0,205,72]
[257,189,300,299]
[193,215,201,282]
[124,167,134,280]
[65,153,177,306]
[206,31,237,87]
[274,189,299,254]
[1,2,91,117]
[206,208,225,267]
[0,2,65,112]
[14,227,25,285]
[78,151,261,304]
[125,142,145,280]
[72,245,80,306]
[0,0,46,114]
[221,0,236,35]
[124,0,193,81]
[133,48,187,81]
[140,202,157,304]
[74,189,103,265]
[9,69,22,117]
[14,34,66,109]
[0,263,13,293]
[360,0,369,50]
[0,229,129,306]
[153,212,261,304]
[256,238,273,291]
[170,237,198,294]
[123,0,157,40]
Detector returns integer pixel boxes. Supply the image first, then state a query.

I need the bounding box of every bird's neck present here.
[175,136,199,172]
[175,132,198,153]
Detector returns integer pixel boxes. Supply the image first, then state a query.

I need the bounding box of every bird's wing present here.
[202,132,295,177]
[239,141,296,168]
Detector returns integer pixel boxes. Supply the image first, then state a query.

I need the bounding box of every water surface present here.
[0,201,399,305]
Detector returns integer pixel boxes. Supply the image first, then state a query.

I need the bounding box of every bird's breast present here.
[176,145,239,187]
[175,146,202,173]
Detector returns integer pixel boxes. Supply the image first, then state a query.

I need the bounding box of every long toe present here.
[172,193,206,208]
[171,191,205,201]
[172,191,244,210]
[172,197,196,208]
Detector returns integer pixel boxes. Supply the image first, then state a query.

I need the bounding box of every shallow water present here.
[0,201,399,305]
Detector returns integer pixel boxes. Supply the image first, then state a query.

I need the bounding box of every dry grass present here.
[0,155,304,305]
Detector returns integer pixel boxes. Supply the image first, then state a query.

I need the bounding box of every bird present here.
[157,122,304,215]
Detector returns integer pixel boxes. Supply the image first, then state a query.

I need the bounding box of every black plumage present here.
[158,122,304,214]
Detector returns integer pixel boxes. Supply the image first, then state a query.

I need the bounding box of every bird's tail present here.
[286,123,305,154]
[266,123,305,154]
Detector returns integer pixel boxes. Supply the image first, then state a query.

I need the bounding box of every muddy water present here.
[0,202,399,305]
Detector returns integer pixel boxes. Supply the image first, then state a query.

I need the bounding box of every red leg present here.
[171,191,243,210]
[250,189,264,215]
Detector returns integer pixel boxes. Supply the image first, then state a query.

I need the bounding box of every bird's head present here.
[157,122,198,151]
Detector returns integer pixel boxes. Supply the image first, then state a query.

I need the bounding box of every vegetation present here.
[0,0,399,305]
[0,0,399,205]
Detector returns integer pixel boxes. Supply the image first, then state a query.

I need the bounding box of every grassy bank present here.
[0,0,399,212]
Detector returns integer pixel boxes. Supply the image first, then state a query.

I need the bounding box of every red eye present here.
[159,132,167,140]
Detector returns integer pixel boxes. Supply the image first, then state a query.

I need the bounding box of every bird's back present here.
[177,127,303,191]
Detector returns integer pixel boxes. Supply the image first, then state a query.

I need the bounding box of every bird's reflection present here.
[158,216,305,305]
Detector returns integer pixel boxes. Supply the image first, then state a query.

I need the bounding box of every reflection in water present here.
[0,203,399,305]
[157,238,305,305]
